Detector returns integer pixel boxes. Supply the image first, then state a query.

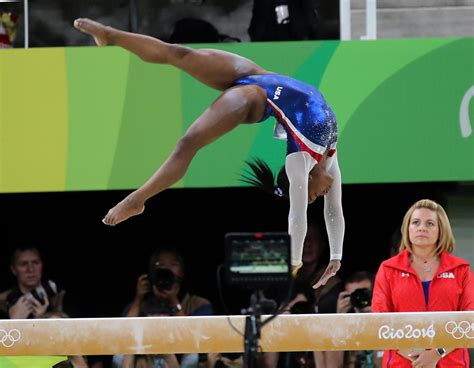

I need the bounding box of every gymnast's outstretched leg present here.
[73,18,268,91]
[73,19,269,225]
[101,84,266,225]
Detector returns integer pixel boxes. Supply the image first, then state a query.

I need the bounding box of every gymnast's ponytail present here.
[241,158,289,198]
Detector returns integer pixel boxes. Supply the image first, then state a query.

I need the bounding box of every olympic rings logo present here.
[0,328,21,348]
[445,321,474,340]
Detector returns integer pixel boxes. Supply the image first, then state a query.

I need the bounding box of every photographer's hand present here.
[336,291,352,313]
[312,260,341,289]
[355,305,372,313]
[126,274,151,317]
[50,289,66,312]
[8,295,33,319]
[31,296,49,318]
[135,274,151,301]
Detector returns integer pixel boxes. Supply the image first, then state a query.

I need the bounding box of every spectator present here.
[113,246,213,368]
[333,271,382,368]
[372,199,474,367]
[5,244,104,365]
[336,271,374,314]
[6,244,62,319]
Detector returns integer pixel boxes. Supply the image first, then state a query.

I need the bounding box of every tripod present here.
[243,290,263,368]
[243,290,278,368]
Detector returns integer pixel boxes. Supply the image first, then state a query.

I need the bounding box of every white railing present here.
[24,0,28,48]
[340,0,377,40]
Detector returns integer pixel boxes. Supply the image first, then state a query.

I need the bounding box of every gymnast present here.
[73,18,345,288]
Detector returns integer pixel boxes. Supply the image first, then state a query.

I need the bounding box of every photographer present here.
[114,246,213,368]
[336,271,374,315]
[332,271,381,368]
[125,246,213,318]
[6,244,62,319]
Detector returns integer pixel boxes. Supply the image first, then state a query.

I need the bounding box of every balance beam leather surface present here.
[0,311,472,355]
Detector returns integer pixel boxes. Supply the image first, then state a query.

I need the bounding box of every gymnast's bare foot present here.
[102,194,145,226]
[73,18,110,47]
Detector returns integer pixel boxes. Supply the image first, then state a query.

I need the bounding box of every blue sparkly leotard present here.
[233,74,338,161]
[234,73,344,266]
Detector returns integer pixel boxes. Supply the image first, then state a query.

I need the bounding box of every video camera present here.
[224,232,292,368]
[224,232,291,289]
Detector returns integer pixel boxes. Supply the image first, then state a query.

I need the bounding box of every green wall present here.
[1,38,473,193]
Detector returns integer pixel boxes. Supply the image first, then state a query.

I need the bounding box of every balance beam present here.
[0,311,472,355]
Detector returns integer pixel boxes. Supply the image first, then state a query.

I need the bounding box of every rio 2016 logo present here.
[378,324,435,339]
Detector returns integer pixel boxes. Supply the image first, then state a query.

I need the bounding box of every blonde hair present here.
[399,199,455,255]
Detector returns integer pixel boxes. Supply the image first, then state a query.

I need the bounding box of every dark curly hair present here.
[241,158,289,198]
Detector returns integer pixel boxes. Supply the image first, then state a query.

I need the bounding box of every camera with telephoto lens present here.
[148,267,177,292]
[350,288,372,309]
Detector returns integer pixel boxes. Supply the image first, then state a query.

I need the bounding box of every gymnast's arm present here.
[313,154,344,289]
[285,152,311,268]
[324,154,344,261]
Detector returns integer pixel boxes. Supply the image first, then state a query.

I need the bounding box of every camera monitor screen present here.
[225,232,291,287]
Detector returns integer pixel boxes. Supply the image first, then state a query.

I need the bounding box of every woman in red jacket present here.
[372,199,473,368]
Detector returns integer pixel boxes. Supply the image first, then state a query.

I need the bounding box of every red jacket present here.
[372,249,474,367]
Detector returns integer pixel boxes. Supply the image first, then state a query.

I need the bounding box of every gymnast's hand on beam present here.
[312,260,341,289]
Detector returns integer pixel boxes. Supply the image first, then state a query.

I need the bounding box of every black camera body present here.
[30,288,46,304]
[350,288,372,309]
[148,267,176,292]
[7,280,58,307]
